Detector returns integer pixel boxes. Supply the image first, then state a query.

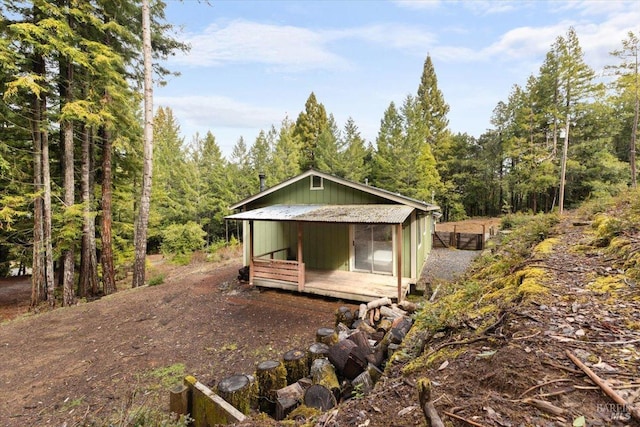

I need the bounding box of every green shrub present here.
[148,274,165,286]
[161,222,206,256]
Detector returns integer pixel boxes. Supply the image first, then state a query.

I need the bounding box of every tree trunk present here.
[79,126,98,297]
[100,127,116,295]
[631,79,638,189]
[132,0,154,288]
[42,103,55,306]
[61,58,75,307]
[30,90,45,308]
[559,110,570,215]
[32,49,55,307]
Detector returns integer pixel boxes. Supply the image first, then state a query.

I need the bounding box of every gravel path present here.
[420,248,482,284]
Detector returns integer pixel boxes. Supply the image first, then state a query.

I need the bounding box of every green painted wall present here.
[243,174,436,279]
[253,176,389,208]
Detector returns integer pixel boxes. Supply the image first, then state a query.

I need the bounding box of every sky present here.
[156,0,640,158]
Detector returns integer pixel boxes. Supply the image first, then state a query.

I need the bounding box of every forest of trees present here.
[0,1,638,311]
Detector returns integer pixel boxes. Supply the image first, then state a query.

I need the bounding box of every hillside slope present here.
[325,195,640,426]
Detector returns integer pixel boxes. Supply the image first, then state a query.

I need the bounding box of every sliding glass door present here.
[353,224,393,274]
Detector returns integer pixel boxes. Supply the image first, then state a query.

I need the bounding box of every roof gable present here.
[229,169,439,212]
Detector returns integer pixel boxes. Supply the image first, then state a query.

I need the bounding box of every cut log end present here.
[304,384,336,411]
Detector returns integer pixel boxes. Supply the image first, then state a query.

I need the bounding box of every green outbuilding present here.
[226,169,440,302]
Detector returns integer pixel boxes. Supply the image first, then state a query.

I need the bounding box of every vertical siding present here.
[254,176,387,207]
[402,219,411,278]
[302,223,349,271]
[241,174,434,278]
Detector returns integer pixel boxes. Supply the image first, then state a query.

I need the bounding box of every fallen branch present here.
[429,284,441,302]
[442,410,490,427]
[417,378,445,427]
[566,350,640,421]
[550,336,640,345]
[481,312,508,335]
[512,330,541,341]
[541,359,582,375]
[521,398,566,416]
[519,379,573,398]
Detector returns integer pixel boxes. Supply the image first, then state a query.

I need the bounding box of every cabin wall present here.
[415,213,434,273]
[244,221,292,262]
[298,223,349,271]
[253,176,388,207]
[402,219,411,278]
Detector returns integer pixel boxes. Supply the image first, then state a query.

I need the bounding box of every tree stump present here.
[335,306,354,328]
[217,374,257,415]
[316,327,338,346]
[283,349,308,385]
[304,384,336,411]
[256,360,287,414]
[310,357,340,397]
[307,342,330,369]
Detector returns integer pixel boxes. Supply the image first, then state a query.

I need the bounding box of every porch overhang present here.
[225,204,414,224]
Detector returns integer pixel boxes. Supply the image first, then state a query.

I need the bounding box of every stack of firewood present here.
[216,296,418,420]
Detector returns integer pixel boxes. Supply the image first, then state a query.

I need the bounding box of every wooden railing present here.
[252,258,305,291]
[255,247,289,260]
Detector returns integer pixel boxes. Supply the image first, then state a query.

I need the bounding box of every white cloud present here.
[338,23,436,53]
[173,19,437,71]
[174,20,351,71]
[393,0,442,10]
[155,95,284,130]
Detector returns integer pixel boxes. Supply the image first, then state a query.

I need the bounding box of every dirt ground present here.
[0,251,358,426]
[435,217,502,234]
[2,214,639,427]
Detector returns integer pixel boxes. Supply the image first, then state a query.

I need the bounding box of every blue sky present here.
[156,0,639,157]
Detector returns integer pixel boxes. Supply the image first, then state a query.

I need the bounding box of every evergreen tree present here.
[339,117,369,183]
[271,117,301,183]
[192,131,232,242]
[608,31,639,188]
[555,27,600,213]
[314,114,340,175]
[228,137,254,199]
[294,92,329,170]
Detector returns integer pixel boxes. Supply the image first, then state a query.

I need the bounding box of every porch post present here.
[249,220,254,285]
[396,223,403,302]
[297,222,305,291]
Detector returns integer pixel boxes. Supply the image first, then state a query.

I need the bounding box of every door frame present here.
[349,223,396,276]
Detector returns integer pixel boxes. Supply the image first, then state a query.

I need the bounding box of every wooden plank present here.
[254,259,299,266]
[297,222,304,291]
[254,271,299,283]
[396,224,402,302]
[254,261,300,271]
[249,221,254,285]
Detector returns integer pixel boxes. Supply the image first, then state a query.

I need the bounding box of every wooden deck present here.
[252,269,412,303]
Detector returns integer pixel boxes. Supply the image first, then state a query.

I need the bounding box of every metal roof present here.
[225,204,414,224]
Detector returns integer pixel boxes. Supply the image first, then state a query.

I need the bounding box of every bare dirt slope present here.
[0,254,358,426]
